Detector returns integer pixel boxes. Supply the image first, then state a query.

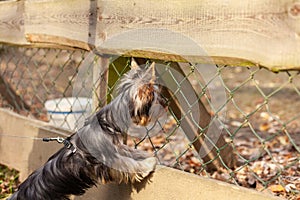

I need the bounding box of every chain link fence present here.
[0,44,300,199]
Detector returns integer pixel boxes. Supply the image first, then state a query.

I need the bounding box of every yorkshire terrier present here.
[8,59,167,200]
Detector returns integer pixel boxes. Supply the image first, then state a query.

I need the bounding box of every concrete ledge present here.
[76,166,283,200]
[0,109,283,200]
[0,108,68,180]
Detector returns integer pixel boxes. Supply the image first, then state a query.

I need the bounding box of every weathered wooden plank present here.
[1,0,300,70]
[0,0,27,44]
[24,0,95,49]
[97,0,300,71]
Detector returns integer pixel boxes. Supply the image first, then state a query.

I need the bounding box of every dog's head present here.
[117,59,167,127]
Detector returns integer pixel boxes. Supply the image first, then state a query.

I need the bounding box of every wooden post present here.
[92,55,109,111]
[161,62,235,171]
[0,75,30,111]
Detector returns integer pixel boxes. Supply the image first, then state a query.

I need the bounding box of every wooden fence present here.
[0,0,299,199]
[1,0,300,71]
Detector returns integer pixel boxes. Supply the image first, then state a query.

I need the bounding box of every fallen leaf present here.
[268,184,285,193]
[259,122,270,131]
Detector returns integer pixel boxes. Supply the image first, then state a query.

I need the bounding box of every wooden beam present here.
[24,0,99,50]
[1,0,300,70]
[154,61,235,171]
[0,0,28,45]
[92,55,109,110]
[95,0,300,71]
[0,75,30,111]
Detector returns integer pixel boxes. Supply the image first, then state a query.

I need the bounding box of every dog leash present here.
[0,133,77,153]
[0,134,43,141]
[43,137,77,153]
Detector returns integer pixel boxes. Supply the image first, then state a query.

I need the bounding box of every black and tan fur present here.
[8,59,166,200]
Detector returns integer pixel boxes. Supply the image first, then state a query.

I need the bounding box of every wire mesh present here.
[0,44,299,199]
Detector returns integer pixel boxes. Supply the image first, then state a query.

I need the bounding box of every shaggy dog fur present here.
[8,60,166,200]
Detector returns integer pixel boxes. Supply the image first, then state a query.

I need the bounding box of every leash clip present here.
[43,137,77,153]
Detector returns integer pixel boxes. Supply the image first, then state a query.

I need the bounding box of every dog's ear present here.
[131,58,140,70]
[142,62,156,84]
[148,62,156,84]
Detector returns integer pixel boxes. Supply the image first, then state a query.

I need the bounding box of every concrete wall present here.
[77,166,284,200]
[0,109,66,180]
[0,109,283,200]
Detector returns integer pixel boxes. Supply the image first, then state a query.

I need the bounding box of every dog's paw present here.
[134,157,157,182]
[143,157,157,172]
